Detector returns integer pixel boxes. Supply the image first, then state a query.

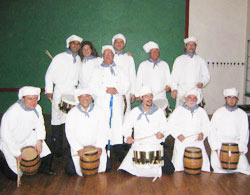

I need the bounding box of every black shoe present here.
[39,169,57,176]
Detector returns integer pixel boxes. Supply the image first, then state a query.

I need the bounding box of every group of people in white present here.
[0,33,249,182]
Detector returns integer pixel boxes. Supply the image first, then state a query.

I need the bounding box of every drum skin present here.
[184,147,203,175]
[220,143,239,170]
[80,146,100,176]
[20,146,41,175]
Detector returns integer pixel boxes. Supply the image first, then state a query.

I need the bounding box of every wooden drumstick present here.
[45,50,53,60]
[184,133,199,139]
[17,159,21,187]
[134,134,156,142]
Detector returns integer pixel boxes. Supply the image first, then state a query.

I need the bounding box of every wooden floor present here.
[0,115,250,195]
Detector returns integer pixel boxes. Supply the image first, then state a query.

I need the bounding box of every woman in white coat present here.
[0,86,55,180]
[65,88,108,176]
[78,41,102,89]
[168,89,210,172]
[208,88,250,175]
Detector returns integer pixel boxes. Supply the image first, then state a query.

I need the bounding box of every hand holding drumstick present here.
[177,133,203,142]
[126,132,164,144]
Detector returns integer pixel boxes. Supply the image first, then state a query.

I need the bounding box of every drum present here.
[132,144,164,168]
[80,146,100,176]
[59,94,77,113]
[20,146,41,175]
[184,147,203,175]
[220,143,239,170]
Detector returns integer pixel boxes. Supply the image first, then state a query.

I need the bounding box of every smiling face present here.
[185,94,198,108]
[78,94,92,110]
[225,96,238,108]
[82,44,92,58]
[69,41,81,54]
[142,93,153,109]
[149,48,160,61]
[22,95,39,110]
[185,41,196,54]
[114,38,126,52]
[103,49,114,65]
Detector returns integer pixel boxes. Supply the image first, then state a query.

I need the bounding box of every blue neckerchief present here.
[115,50,126,56]
[137,103,158,123]
[17,100,39,118]
[224,104,238,112]
[83,55,95,62]
[185,52,196,58]
[182,102,199,115]
[148,58,162,69]
[66,49,78,64]
[77,102,95,117]
[101,62,116,76]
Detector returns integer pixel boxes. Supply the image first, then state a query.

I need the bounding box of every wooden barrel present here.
[220,143,239,170]
[20,146,41,175]
[184,147,203,175]
[80,146,100,176]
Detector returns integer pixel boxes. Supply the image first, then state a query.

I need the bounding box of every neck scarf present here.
[101,62,116,76]
[185,52,196,58]
[66,49,78,63]
[17,99,39,118]
[115,50,126,56]
[83,55,95,63]
[148,58,162,69]
[224,104,238,112]
[77,102,95,117]
[182,102,199,115]
[137,103,158,123]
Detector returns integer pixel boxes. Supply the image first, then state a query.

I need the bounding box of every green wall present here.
[0,0,186,114]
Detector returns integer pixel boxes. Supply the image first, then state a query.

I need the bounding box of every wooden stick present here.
[134,134,156,142]
[17,159,21,188]
[45,50,53,60]
[184,133,199,139]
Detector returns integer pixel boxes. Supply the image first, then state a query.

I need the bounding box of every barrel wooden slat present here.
[80,146,100,176]
[220,143,239,170]
[184,147,203,175]
[20,146,41,175]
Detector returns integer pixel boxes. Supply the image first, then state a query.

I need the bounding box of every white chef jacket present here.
[65,104,108,176]
[114,53,137,112]
[171,54,210,107]
[0,102,51,175]
[78,57,102,89]
[208,106,250,175]
[45,51,81,125]
[118,106,168,177]
[168,105,211,172]
[90,63,130,145]
[136,59,171,102]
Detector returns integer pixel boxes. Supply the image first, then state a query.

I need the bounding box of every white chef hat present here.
[143,41,159,53]
[184,89,201,104]
[66,35,83,48]
[223,88,239,98]
[184,36,198,45]
[139,86,153,97]
[18,86,41,100]
[112,33,126,45]
[74,88,92,103]
[102,45,115,54]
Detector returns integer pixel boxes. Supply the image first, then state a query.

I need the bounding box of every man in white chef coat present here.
[136,41,171,113]
[112,33,137,113]
[45,34,83,158]
[90,45,130,163]
[168,89,210,172]
[0,86,55,181]
[208,88,250,175]
[118,86,175,177]
[64,88,108,176]
[171,36,210,107]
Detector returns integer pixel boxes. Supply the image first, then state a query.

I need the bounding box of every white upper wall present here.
[189,0,249,114]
